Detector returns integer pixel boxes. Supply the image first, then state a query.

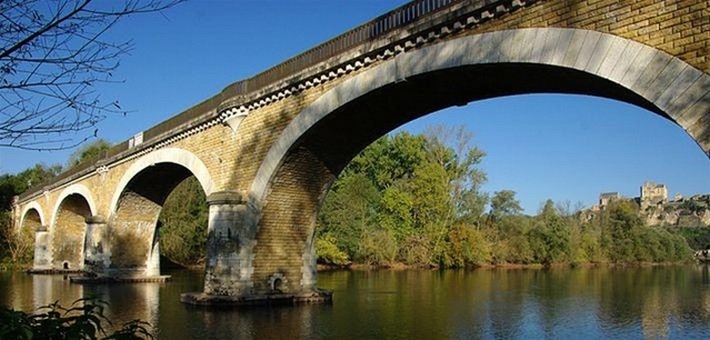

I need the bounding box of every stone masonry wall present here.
[251,147,335,294]
[51,195,90,269]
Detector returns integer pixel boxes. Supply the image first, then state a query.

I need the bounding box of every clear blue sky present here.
[0,0,708,214]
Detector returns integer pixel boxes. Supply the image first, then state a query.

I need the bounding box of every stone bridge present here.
[11,0,709,305]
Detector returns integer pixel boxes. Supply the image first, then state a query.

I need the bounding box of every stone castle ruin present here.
[640,181,668,209]
[589,181,709,228]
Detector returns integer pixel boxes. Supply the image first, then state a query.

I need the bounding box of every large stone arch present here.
[245,28,708,294]
[49,184,97,270]
[107,147,214,278]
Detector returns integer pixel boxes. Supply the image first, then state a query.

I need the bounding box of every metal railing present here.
[18,0,480,201]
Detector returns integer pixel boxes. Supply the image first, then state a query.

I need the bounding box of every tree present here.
[0,164,61,210]
[424,124,488,226]
[490,190,522,221]
[528,200,570,265]
[67,138,111,168]
[1,0,182,150]
[158,176,208,265]
[1,164,61,266]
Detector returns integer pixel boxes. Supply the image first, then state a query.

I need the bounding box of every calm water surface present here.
[1,266,708,339]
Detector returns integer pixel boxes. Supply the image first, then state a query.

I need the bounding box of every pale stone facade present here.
[641,181,669,209]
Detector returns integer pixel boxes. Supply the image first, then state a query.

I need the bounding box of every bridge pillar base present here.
[31,225,52,271]
[180,288,332,307]
[201,191,255,296]
[83,215,110,276]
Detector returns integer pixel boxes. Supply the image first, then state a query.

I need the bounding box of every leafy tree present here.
[345,132,428,190]
[489,190,523,221]
[603,200,643,262]
[1,0,182,150]
[0,164,62,210]
[0,164,60,266]
[157,176,207,265]
[67,139,112,168]
[318,173,379,258]
[528,200,570,265]
[315,234,350,266]
[675,227,710,250]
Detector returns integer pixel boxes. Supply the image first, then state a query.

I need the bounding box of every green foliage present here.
[315,127,694,268]
[0,164,62,210]
[315,234,350,266]
[68,139,112,168]
[318,173,380,256]
[674,227,710,250]
[0,298,153,339]
[442,224,491,267]
[1,164,60,266]
[528,200,570,265]
[157,176,208,265]
[489,190,523,221]
[317,127,491,267]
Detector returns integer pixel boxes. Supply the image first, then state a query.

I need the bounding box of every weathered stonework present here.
[10,0,708,305]
[202,191,253,296]
[83,215,110,276]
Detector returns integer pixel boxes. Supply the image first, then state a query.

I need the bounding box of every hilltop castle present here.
[590,181,709,228]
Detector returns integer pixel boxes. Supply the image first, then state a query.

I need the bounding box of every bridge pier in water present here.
[32,225,51,271]
[181,191,332,306]
[82,215,109,276]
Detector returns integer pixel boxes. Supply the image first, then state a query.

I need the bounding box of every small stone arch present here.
[51,184,97,223]
[49,184,96,270]
[19,201,45,231]
[108,147,215,214]
[16,202,44,268]
[107,147,214,277]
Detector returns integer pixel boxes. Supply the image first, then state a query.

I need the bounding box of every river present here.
[1,265,708,339]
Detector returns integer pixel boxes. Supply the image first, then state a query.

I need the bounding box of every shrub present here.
[0,298,153,339]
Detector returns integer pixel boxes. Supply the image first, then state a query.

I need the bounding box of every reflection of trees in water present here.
[597,266,709,337]
[1,267,708,338]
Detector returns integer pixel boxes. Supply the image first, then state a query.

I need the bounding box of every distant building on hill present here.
[585,182,708,228]
[640,181,668,209]
[599,192,621,207]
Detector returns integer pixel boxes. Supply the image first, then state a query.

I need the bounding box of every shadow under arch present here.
[19,201,45,230]
[18,202,43,268]
[50,184,97,270]
[107,148,214,277]
[243,28,709,293]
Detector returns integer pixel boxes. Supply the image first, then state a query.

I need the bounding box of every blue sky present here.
[1,0,708,214]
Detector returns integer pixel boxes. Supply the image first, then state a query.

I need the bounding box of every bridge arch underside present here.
[252,60,707,294]
[109,163,196,277]
[52,194,92,270]
[18,209,40,266]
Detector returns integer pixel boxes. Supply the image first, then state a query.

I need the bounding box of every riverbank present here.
[316,260,696,271]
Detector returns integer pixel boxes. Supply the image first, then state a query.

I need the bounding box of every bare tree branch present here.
[0,0,183,150]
